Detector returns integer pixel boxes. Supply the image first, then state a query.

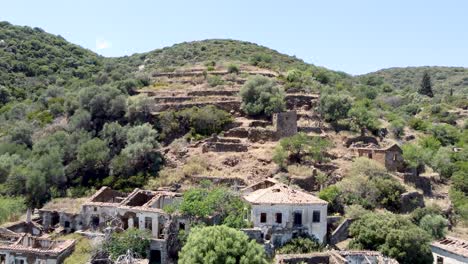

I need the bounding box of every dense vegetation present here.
[0,20,467,262]
[363,66,468,96]
[165,185,251,228]
[319,158,406,213]
[349,212,434,264]
[178,225,268,264]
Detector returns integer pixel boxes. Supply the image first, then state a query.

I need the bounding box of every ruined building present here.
[0,228,75,264]
[39,187,184,264]
[349,143,405,171]
[243,181,328,245]
[431,236,468,264]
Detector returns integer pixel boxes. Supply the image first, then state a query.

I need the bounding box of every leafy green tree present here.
[68,109,92,131]
[104,228,151,260]
[419,72,434,97]
[126,94,153,124]
[349,212,433,264]
[178,225,268,264]
[178,187,250,228]
[240,76,285,116]
[430,124,460,146]
[402,143,426,173]
[410,205,444,224]
[277,236,322,254]
[430,147,456,179]
[336,158,405,211]
[178,106,233,136]
[0,154,22,183]
[100,122,128,156]
[273,133,331,166]
[348,102,380,136]
[77,138,110,172]
[380,227,433,264]
[452,169,468,193]
[318,94,352,123]
[9,121,33,147]
[319,185,342,213]
[390,119,405,138]
[419,214,448,239]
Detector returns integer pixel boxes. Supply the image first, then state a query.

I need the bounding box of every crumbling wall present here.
[384,148,405,172]
[285,94,319,110]
[241,228,263,243]
[224,127,249,138]
[329,218,354,246]
[248,128,278,142]
[202,142,248,152]
[403,173,432,195]
[344,136,379,148]
[399,191,425,213]
[273,111,298,138]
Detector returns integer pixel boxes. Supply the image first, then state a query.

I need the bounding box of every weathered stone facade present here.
[243,181,328,244]
[273,111,298,138]
[0,230,75,264]
[350,143,405,172]
[39,187,185,264]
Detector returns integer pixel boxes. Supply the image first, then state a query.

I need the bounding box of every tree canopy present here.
[178,225,268,264]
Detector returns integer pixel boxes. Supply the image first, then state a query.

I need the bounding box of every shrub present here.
[277,236,322,254]
[103,228,151,260]
[0,196,26,225]
[179,226,268,264]
[273,133,331,166]
[178,186,251,228]
[349,212,433,264]
[62,234,93,264]
[227,64,240,74]
[207,75,224,87]
[419,214,448,239]
[319,94,352,123]
[240,76,285,116]
[178,106,233,136]
[429,124,460,146]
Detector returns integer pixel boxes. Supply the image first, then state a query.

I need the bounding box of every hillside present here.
[362,66,468,95]
[0,21,102,98]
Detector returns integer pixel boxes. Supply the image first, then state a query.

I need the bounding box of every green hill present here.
[0,22,102,98]
[361,66,468,96]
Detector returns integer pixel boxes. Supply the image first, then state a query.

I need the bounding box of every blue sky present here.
[2,0,467,75]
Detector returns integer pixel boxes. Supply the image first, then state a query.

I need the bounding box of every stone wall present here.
[224,127,249,138]
[201,142,248,152]
[241,228,264,243]
[403,173,432,195]
[329,218,354,246]
[399,191,425,213]
[285,94,319,110]
[248,128,278,142]
[275,253,331,264]
[273,111,298,138]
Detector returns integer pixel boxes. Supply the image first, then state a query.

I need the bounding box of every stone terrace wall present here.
[273,111,298,138]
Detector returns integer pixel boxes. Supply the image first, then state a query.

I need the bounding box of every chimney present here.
[26,208,32,223]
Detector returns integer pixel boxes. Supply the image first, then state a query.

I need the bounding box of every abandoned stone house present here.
[431,236,468,264]
[0,228,75,264]
[349,143,405,171]
[243,181,328,245]
[39,187,184,264]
